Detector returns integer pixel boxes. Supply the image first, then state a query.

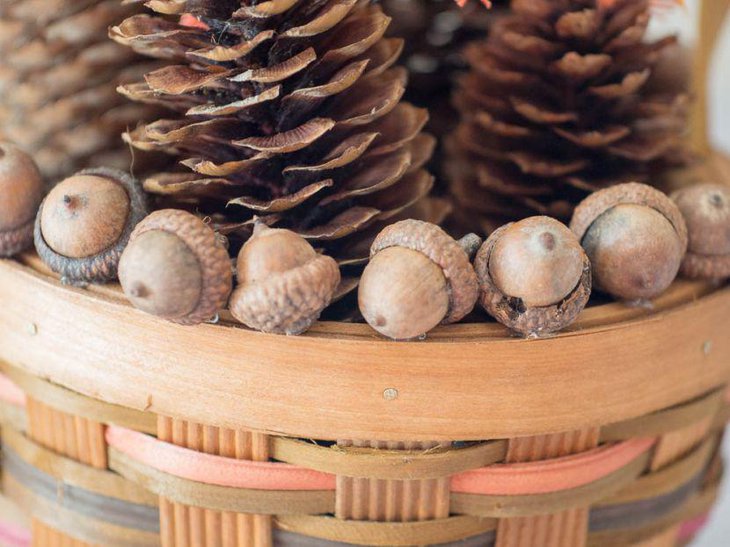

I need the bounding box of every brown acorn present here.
[474,216,591,337]
[229,223,340,336]
[671,183,730,280]
[571,183,688,302]
[119,209,232,325]
[34,168,147,285]
[359,219,480,340]
[0,142,45,257]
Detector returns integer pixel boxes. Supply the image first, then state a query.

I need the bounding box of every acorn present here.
[475,216,591,337]
[671,183,730,280]
[0,142,45,257]
[229,223,340,335]
[119,210,233,325]
[359,219,480,340]
[571,183,688,302]
[34,168,148,285]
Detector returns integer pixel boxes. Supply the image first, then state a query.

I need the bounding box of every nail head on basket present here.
[119,209,233,326]
[474,216,591,337]
[570,182,688,302]
[671,183,730,281]
[34,168,148,286]
[0,142,45,258]
[229,222,340,336]
[358,219,480,340]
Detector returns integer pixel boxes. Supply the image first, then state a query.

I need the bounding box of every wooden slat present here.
[650,417,713,472]
[157,416,272,547]
[335,441,451,522]
[495,429,600,547]
[26,398,105,546]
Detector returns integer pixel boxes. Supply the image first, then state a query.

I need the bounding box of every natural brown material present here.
[0,142,45,257]
[119,209,232,326]
[672,183,730,280]
[229,223,340,335]
[447,0,688,233]
[359,219,479,340]
[571,182,687,301]
[475,216,591,336]
[111,0,437,264]
[0,0,160,180]
[34,168,148,285]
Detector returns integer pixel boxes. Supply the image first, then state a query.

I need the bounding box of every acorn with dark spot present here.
[34,168,148,285]
[475,216,591,337]
[672,183,730,280]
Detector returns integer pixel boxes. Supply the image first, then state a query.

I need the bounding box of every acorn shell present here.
[0,143,45,257]
[34,168,148,285]
[475,223,592,337]
[672,184,730,280]
[125,210,233,325]
[571,182,688,252]
[370,219,479,325]
[230,252,340,336]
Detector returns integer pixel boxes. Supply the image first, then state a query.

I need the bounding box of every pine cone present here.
[383,0,503,184]
[111,0,439,265]
[0,0,161,181]
[447,0,689,234]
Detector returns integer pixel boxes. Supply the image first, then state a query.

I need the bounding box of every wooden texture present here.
[335,441,451,521]
[0,256,727,440]
[495,430,599,547]
[157,417,272,547]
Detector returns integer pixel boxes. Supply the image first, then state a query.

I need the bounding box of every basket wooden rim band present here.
[2,259,728,440]
[0,368,726,481]
[105,425,654,496]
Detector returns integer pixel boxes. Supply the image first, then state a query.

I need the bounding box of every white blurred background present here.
[657,1,730,545]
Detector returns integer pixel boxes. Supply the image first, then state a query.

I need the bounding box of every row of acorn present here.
[1,140,729,340]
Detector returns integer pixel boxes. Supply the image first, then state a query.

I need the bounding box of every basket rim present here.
[1,257,728,441]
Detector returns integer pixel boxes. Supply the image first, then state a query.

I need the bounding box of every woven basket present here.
[1,2,730,547]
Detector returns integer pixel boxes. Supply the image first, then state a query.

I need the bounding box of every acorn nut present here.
[0,142,45,257]
[671,183,730,280]
[475,216,591,337]
[359,219,480,340]
[229,223,340,335]
[571,183,687,302]
[34,168,148,285]
[119,210,233,325]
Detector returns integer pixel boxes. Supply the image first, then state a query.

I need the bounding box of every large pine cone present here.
[111,0,439,265]
[0,0,159,181]
[447,0,689,234]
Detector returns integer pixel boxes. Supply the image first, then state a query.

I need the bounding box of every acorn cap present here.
[0,142,45,257]
[571,182,688,253]
[124,209,233,325]
[475,222,592,337]
[230,224,341,335]
[672,183,730,280]
[34,168,148,285]
[370,219,479,324]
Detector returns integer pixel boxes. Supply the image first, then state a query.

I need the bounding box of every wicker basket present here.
[1,2,730,547]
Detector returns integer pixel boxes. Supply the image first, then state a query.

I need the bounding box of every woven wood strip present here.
[25,397,108,545]
[32,521,88,547]
[495,429,600,547]
[632,525,680,547]
[157,417,273,547]
[0,361,156,434]
[335,440,451,521]
[2,426,157,506]
[650,417,714,472]
[3,473,160,547]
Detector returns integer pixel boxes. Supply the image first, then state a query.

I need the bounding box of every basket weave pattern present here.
[0,258,728,547]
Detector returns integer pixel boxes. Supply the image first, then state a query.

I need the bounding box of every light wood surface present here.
[0,255,728,441]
